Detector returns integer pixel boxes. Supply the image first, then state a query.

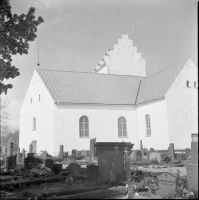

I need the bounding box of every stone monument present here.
[95,142,133,181]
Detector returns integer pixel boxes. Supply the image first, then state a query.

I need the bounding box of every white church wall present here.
[19,71,55,155]
[136,99,170,150]
[97,66,109,74]
[165,59,198,149]
[53,104,138,156]
[95,34,146,77]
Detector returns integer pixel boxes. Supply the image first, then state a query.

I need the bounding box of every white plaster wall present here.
[136,99,170,150]
[53,104,138,156]
[19,71,55,155]
[165,59,198,149]
[97,66,109,74]
[96,35,146,77]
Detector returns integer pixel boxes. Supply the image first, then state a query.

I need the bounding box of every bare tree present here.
[0,97,11,135]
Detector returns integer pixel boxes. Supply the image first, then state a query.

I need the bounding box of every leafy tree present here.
[0,0,44,94]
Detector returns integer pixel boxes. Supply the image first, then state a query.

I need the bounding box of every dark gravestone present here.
[25,156,41,169]
[185,148,191,160]
[72,149,77,159]
[169,143,175,160]
[45,159,54,168]
[90,138,96,160]
[7,155,17,169]
[27,153,34,157]
[136,150,142,161]
[87,164,99,180]
[69,163,81,176]
[164,156,171,164]
[52,164,62,175]
[150,148,154,152]
[59,145,64,160]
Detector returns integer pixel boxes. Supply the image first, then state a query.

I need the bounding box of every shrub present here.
[42,186,101,198]
[47,187,127,199]
[150,158,159,165]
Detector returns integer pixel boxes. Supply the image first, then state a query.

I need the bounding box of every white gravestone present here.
[157,172,178,194]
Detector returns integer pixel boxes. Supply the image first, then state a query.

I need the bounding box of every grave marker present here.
[87,164,99,180]
[136,150,142,161]
[157,172,178,194]
[149,152,161,163]
[68,163,81,176]
[45,159,54,168]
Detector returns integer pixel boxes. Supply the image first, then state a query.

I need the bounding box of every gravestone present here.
[52,163,62,175]
[163,156,171,164]
[185,148,191,160]
[25,155,41,169]
[17,147,20,159]
[136,150,142,161]
[130,151,136,161]
[186,138,198,191]
[40,151,48,159]
[7,139,14,156]
[149,152,161,163]
[59,145,64,160]
[29,143,33,153]
[7,155,17,169]
[87,164,99,180]
[169,143,175,160]
[150,148,154,152]
[157,172,178,194]
[31,140,37,154]
[95,142,133,181]
[45,159,54,168]
[63,152,68,158]
[22,149,25,159]
[68,163,81,176]
[90,138,96,160]
[72,149,77,159]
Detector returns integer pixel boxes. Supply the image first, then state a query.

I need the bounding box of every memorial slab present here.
[69,162,81,176]
[157,172,178,194]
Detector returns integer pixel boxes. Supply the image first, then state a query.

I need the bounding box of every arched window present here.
[145,115,151,136]
[194,81,198,89]
[79,116,89,137]
[33,117,36,131]
[118,117,127,137]
[186,80,191,88]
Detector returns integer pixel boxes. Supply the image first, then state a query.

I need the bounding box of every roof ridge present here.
[36,69,145,78]
[147,58,189,78]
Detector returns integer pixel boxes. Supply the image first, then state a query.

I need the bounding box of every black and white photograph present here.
[0,0,198,199]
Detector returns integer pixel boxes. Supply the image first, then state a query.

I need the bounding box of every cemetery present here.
[0,136,198,199]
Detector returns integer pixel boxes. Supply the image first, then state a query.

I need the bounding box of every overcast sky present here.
[2,0,197,130]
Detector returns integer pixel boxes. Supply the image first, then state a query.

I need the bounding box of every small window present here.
[145,114,151,136]
[79,116,89,137]
[39,95,40,101]
[194,81,198,89]
[118,117,127,137]
[186,81,191,88]
[31,98,32,104]
[33,117,36,131]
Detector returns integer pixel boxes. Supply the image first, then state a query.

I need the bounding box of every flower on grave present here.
[135,192,139,196]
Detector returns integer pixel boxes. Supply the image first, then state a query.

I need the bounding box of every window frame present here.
[79,116,89,138]
[186,80,191,88]
[145,114,151,137]
[118,117,127,137]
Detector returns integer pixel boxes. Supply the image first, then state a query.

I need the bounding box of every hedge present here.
[0,177,67,190]
[47,186,128,199]
[42,186,102,198]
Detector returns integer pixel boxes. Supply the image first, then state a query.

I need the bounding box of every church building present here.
[19,35,198,156]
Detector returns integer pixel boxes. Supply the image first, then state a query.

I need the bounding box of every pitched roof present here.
[37,59,189,105]
[37,70,143,105]
[136,59,189,104]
